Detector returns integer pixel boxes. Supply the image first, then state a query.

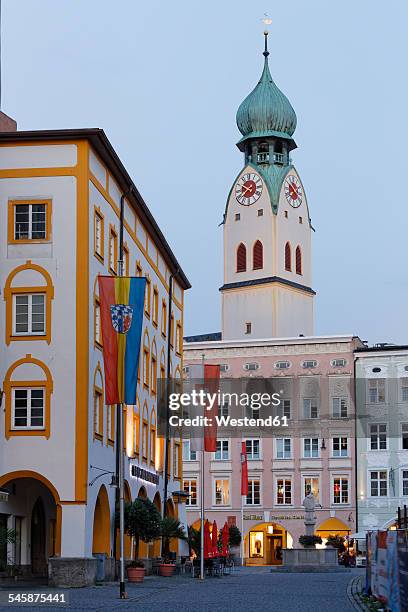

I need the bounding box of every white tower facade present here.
[221,34,315,340]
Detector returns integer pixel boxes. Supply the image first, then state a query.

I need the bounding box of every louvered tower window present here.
[236,243,247,272]
[285,242,291,271]
[295,246,302,275]
[253,240,263,270]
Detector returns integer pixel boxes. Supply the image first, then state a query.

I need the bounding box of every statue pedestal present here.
[270,547,348,573]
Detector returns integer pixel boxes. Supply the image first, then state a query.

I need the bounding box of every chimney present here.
[0,111,17,132]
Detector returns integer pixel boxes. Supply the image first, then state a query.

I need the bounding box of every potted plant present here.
[124,498,161,582]
[159,517,187,577]
[126,560,145,583]
[298,535,322,549]
[228,525,241,558]
[325,535,346,558]
[0,527,17,577]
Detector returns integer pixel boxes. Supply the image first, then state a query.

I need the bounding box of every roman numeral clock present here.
[235,172,263,206]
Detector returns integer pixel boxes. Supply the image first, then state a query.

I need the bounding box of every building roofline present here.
[354,345,408,354]
[0,128,191,289]
[183,333,361,350]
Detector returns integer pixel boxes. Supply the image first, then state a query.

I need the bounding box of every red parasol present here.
[211,520,218,557]
[204,520,212,559]
[221,522,229,557]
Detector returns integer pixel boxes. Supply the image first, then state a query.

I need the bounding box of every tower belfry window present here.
[237,243,247,273]
[253,241,263,270]
[285,242,291,271]
[257,142,269,164]
[295,246,302,275]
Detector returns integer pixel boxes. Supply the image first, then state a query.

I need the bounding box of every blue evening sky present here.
[5,0,407,345]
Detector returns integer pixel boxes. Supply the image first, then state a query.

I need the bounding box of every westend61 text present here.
[168,415,288,428]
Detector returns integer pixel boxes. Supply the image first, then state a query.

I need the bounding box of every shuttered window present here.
[253,240,263,270]
[295,246,302,275]
[285,242,291,271]
[236,243,247,272]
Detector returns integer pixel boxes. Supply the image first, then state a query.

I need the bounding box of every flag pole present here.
[117,188,132,599]
[241,493,244,566]
[200,352,205,580]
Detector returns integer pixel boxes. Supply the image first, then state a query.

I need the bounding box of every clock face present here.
[235,172,263,206]
[284,175,303,208]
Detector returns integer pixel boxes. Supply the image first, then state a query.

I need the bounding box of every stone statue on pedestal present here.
[302,492,316,537]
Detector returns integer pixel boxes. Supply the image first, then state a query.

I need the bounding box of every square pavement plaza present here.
[0,568,364,612]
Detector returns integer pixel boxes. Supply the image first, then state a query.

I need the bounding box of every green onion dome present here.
[236,36,297,141]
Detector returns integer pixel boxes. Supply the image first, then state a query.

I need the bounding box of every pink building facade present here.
[182,335,362,565]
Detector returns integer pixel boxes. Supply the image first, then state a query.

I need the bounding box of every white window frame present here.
[369,469,388,498]
[246,477,261,506]
[401,379,408,402]
[369,423,387,451]
[275,477,293,505]
[302,360,318,369]
[214,439,230,461]
[95,212,103,256]
[368,378,386,403]
[182,440,197,461]
[245,438,261,460]
[14,202,47,240]
[332,397,348,418]
[302,475,320,503]
[303,437,320,458]
[332,436,349,458]
[213,477,231,507]
[11,387,45,430]
[303,398,319,419]
[276,438,292,460]
[183,478,198,507]
[12,293,46,336]
[331,358,347,368]
[401,423,408,451]
[401,469,408,497]
[277,399,291,419]
[218,402,229,418]
[332,476,350,505]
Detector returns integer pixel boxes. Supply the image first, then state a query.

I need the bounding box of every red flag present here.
[204,364,219,452]
[241,441,248,496]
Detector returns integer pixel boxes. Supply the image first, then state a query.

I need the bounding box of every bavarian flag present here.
[98,275,146,405]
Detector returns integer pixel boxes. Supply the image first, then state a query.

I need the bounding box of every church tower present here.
[221,32,315,340]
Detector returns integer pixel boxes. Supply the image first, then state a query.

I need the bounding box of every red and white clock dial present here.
[284,175,303,208]
[235,172,263,206]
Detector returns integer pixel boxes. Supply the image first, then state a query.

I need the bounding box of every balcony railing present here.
[256,151,285,164]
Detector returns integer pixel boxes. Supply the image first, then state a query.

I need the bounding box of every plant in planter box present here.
[298,535,322,548]
[325,535,346,556]
[188,526,200,558]
[124,498,161,582]
[159,517,187,576]
[228,525,241,550]
[0,527,16,574]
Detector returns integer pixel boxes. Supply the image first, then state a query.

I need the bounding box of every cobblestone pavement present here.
[0,567,365,612]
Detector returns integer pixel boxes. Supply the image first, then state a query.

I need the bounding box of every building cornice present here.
[219,275,316,295]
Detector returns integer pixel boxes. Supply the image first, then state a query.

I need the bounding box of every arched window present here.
[253,241,263,270]
[295,246,302,275]
[150,409,156,466]
[142,402,149,462]
[93,364,104,440]
[143,329,150,388]
[285,242,291,272]
[4,355,53,438]
[4,261,54,345]
[236,243,247,273]
[151,340,157,395]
